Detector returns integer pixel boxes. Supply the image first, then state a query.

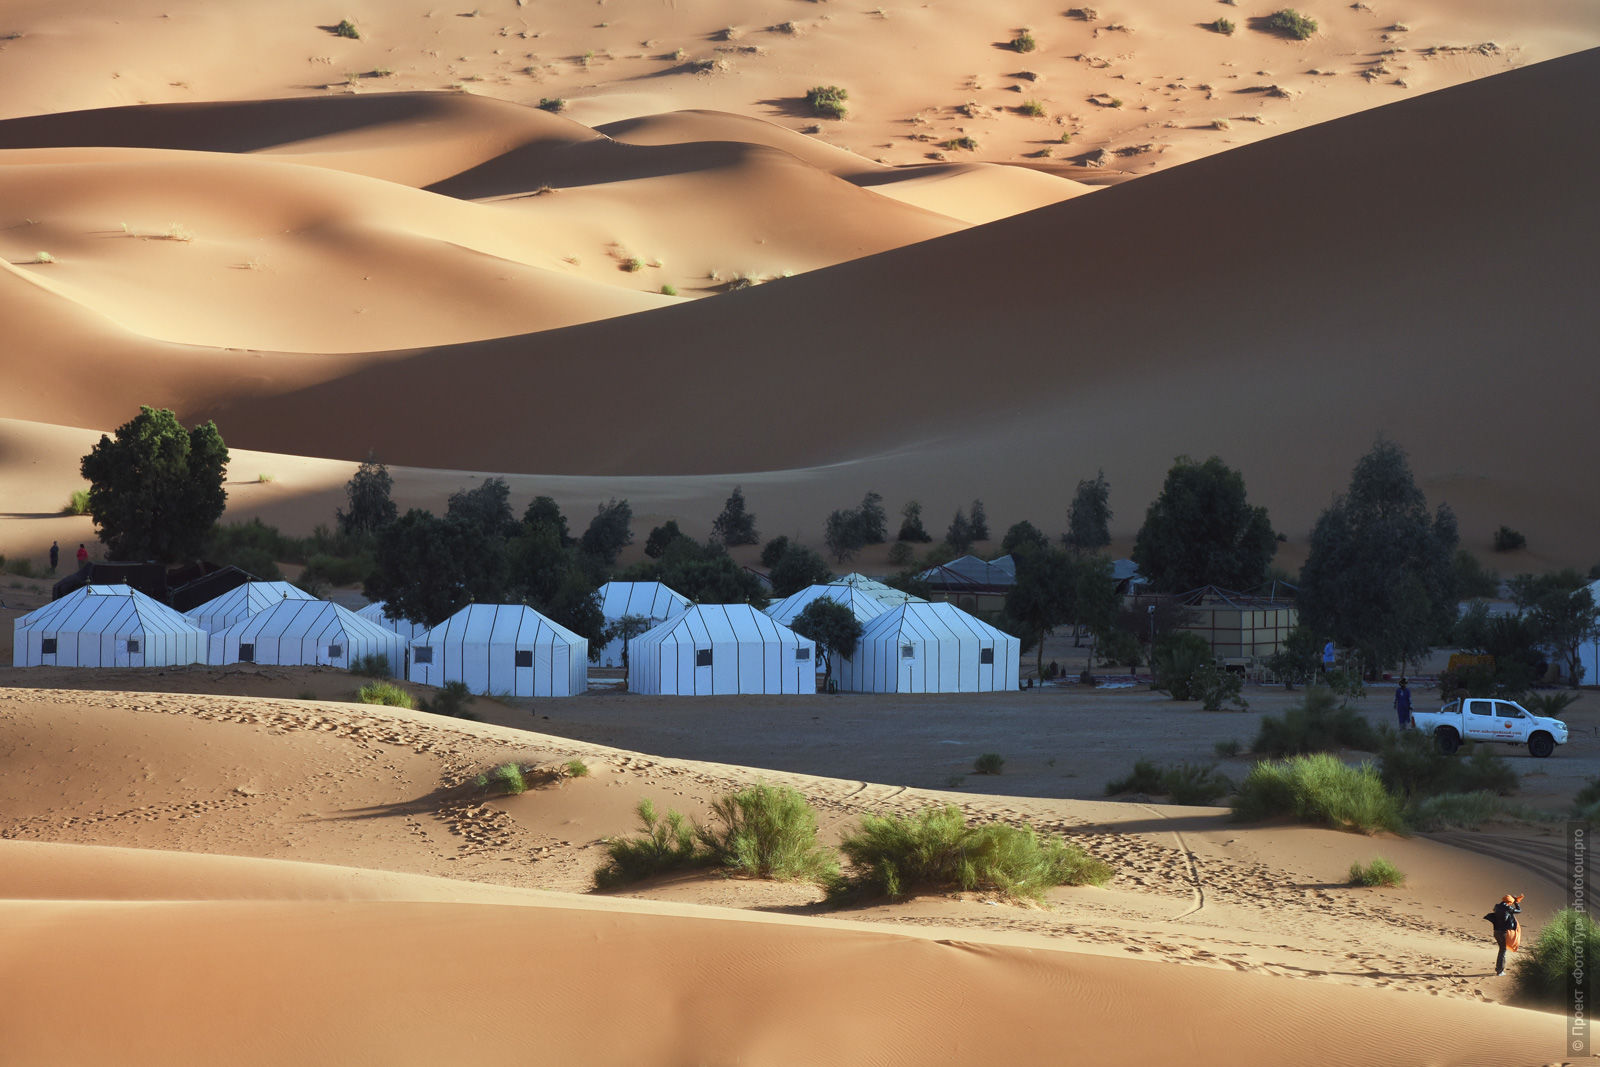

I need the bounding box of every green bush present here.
[1011,30,1037,53]
[1349,857,1405,887]
[1378,729,1518,799]
[1406,790,1532,831]
[1152,632,1213,700]
[1253,686,1379,757]
[565,758,590,778]
[1214,739,1241,758]
[1193,661,1247,711]
[941,136,979,151]
[697,783,838,883]
[1232,753,1403,833]
[356,681,414,708]
[973,753,1005,775]
[475,761,526,796]
[659,283,677,296]
[65,489,91,516]
[805,85,848,119]
[301,551,372,590]
[351,653,392,678]
[1513,908,1600,1008]
[538,97,567,112]
[836,805,1112,902]
[1107,760,1230,803]
[334,18,360,39]
[594,799,706,888]
[1492,525,1526,552]
[4,556,36,578]
[1018,100,1045,117]
[1525,691,1580,719]
[420,680,476,719]
[1266,9,1317,40]
[1212,17,1236,35]
[1106,760,1164,795]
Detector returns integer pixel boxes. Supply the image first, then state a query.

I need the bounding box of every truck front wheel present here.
[1529,732,1555,759]
[1435,727,1460,755]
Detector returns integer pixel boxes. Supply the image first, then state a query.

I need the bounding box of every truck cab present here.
[1413,697,1568,758]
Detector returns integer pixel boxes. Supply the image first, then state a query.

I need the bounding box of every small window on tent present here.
[796,647,811,661]
[901,644,915,660]
[980,647,994,665]
[515,650,533,668]
[127,638,141,654]
[695,648,713,667]
[41,637,58,655]
[239,643,255,663]
[414,647,433,665]
[328,644,343,660]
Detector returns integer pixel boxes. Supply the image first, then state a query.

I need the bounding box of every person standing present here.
[1394,678,1413,729]
[1485,893,1523,977]
[49,541,59,573]
[1322,639,1336,675]
[75,543,88,569]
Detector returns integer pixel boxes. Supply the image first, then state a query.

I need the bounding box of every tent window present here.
[239,643,255,663]
[41,637,57,655]
[328,644,343,659]
[515,650,533,668]
[795,647,811,661]
[695,648,713,667]
[901,644,915,659]
[414,647,433,665]
[980,647,994,665]
[127,638,141,654]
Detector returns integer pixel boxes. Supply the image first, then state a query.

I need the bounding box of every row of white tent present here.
[12,575,1020,696]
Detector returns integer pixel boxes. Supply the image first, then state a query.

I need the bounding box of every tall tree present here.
[631,538,765,605]
[770,543,834,597]
[711,487,759,546]
[367,509,482,627]
[1132,455,1275,592]
[1003,545,1074,679]
[946,508,975,554]
[968,499,990,542]
[790,598,863,691]
[897,500,932,543]
[580,498,633,570]
[824,508,865,563]
[522,495,573,548]
[1065,470,1111,553]
[857,491,888,544]
[337,452,398,538]
[644,520,689,559]
[1297,440,1459,671]
[606,614,655,674]
[1515,570,1600,688]
[446,477,517,539]
[80,406,229,562]
[1001,520,1050,557]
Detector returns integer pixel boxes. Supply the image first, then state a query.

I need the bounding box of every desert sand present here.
[0,1,1595,1061]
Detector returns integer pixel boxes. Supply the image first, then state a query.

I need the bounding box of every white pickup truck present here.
[1412,697,1568,758]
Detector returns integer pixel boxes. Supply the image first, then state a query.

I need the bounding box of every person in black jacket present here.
[1486,893,1523,976]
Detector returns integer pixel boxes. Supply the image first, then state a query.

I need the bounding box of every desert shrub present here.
[351,653,391,678]
[1163,762,1234,805]
[356,681,414,708]
[659,283,677,296]
[1253,685,1379,756]
[1266,9,1317,40]
[1405,790,1523,831]
[1212,17,1236,35]
[887,541,914,566]
[973,753,1005,775]
[4,557,36,578]
[564,758,590,778]
[538,97,567,112]
[1456,742,1519,795]
[593,799,706,888]
[1214,739,1241,758]
[334,18,360,39]
[1525,691,1580,719]
[1193,661,1247,711]
[475,761,526,796]
[1152,632,1213,700]
[420,680,476,719]
[1492,525,1526,552]
[836,805,1111,902]
[1018,99,1045,117]
[1105,759,1165,796]
[300,551,372,590]
[696,783,838,883]
[65,489,91,516]
[1574,775,1600,814]
[1011,30,1037,53]
[1232,753,1403,833]
[941,136,979,151]
[1348,857,1405,887]
[622,257,642,272]
[1378,730,1518,799]
[1513,908,1600,1008]
[805,85,848,119]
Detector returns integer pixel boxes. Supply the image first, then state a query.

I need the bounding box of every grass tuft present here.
[1349,856,1405,886]
[334,18,360,39]
[805,84,848,119]
[1254,686,1378,757]
[1514,908,1600,1007]
[941,136,979,151]
[350,653,392,679]
[538,97,567,112]
[1011,30,1037,54]
[564,758,590,778]
[973,752,1005,775]
[356,680,414,708]
[1232,753,1403,833]
[594,798,705,888]
[65,489,91,516]
[1266,9,1318,40]
[697,783,838,883]
[1017,99,1046,117]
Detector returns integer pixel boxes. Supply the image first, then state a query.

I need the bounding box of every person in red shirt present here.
[75,543,88,569]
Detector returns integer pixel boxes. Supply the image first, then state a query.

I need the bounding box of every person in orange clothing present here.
[1485,893,1523,977]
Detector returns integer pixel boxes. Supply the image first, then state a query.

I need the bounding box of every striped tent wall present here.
[355,601,431,642]
[407,604,587,698]
[185,581,316,633]
[12,584,206,668]
[763,585,888,628]
[207,600,407,670]
[629,604,816,696]
[596,581,691,667]
[836,602,1021,694]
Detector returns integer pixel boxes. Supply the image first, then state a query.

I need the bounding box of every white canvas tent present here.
[185,581,315,633]
[355,600,431,642]
[629,604,816,696]
[596,581,691,667]
[208,599,406,671]
[828,573,925,607]
[764,584,888,628]
[13,584,207,668]
[408,604,587,697]
[836,602,1020,694]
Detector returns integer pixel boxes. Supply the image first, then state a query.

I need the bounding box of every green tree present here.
[446,477,517,539]
[769,543,834,598]
[337,452,397,538]
[857,491,888,544]
[645,520,689,559]
[897,500,932,542]
[969,499,990,542]
[824,508,866,563]
[367,509,481,627]
[80,406,229,562]
[1003,545,1075,679]
[1065,470,1111,553]
[580,498,633,570]
[632,538,765,605]
[1001,520,1050,556]
[1297,441,1459,671]
[760,536,791,569]
[711,487,759,546]
[1132,455,1275,593]
[1516,570,1599,688]
[605,614,654,674]
[522,495,573,548]
[791,597,862,690]
[946,508,975,553]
